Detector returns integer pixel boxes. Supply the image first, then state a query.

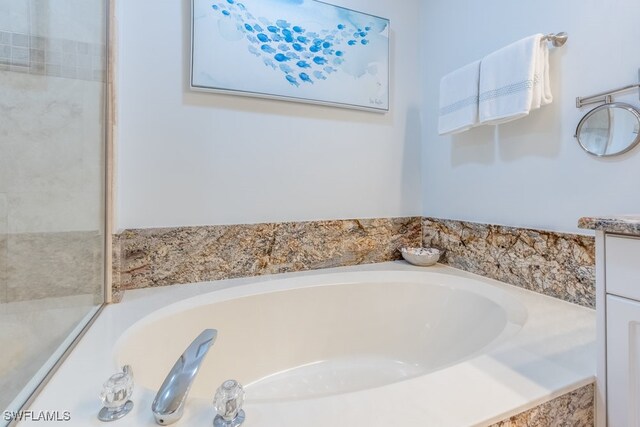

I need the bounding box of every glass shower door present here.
[0,0,107,419]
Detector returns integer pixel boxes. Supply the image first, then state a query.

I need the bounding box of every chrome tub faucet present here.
[151,329,218,425]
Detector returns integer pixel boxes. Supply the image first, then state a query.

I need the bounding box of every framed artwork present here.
[191,0,390,112]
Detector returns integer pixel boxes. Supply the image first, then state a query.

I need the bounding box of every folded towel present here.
[438,60,481,135]
[479,34,552,125]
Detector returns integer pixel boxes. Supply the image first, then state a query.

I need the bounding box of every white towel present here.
[479,34,552,125]
[438,60,481,135]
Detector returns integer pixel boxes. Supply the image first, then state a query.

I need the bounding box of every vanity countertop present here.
[578,215,640,235]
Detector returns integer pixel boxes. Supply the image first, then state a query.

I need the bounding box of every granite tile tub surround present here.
[490,383,594,427]
[579,215,640,236]
[112,217,422,299]
[423,218,595,308]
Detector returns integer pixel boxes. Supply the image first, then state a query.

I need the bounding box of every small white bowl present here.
[400,247,442,267]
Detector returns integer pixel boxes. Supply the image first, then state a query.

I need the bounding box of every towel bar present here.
[542,32,568,48]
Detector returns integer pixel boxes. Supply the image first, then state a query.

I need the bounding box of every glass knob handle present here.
[213,380,246,427]
[98,365,134,422]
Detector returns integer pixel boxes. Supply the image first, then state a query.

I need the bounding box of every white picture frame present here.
[191,0,390,112]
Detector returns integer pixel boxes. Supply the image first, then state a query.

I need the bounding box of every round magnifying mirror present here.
[575,102,640,157]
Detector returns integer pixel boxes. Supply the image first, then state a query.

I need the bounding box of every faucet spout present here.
[152,329,217,425]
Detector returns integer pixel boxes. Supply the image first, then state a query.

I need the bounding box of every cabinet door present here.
[607,295,640,426]
[606,235,640,301]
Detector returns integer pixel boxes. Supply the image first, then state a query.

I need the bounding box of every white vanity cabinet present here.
[598,233,640,427]
[606,295,640,427]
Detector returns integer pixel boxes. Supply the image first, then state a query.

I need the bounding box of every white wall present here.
[420,0,640,233]
[116,0,422,230]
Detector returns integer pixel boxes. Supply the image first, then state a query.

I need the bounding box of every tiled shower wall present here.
[0,29,106,81]
[1,67,105,302]
[0,0,107,412]
[0,0,106,303]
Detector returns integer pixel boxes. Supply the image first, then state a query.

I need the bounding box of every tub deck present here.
[22,262,595,427]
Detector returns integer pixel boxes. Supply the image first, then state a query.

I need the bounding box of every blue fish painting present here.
[286,75,299,86]
[192,0,390,111]
[257,34,272,43]
[299,72,313,83]
[312,56,327,65]
[279,64,294,74]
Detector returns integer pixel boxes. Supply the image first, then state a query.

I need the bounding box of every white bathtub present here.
[116,272,527,403]
[24,263,595,427]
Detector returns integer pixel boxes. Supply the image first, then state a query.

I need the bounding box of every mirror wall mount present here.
[574,102,640,157]
[576,69,640,108]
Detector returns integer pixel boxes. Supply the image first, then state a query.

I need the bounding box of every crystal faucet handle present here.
[98,365,134,422]
[213,380,246,427]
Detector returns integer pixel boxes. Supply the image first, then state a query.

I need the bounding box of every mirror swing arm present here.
[575,74,640,108]
[574,69,640,157]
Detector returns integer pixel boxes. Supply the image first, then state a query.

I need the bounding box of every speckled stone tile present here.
[579,215,640,236]
[423,218,595,308]
[5,231,103,302]
[112,217,422,298]
[490,383,594,427]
